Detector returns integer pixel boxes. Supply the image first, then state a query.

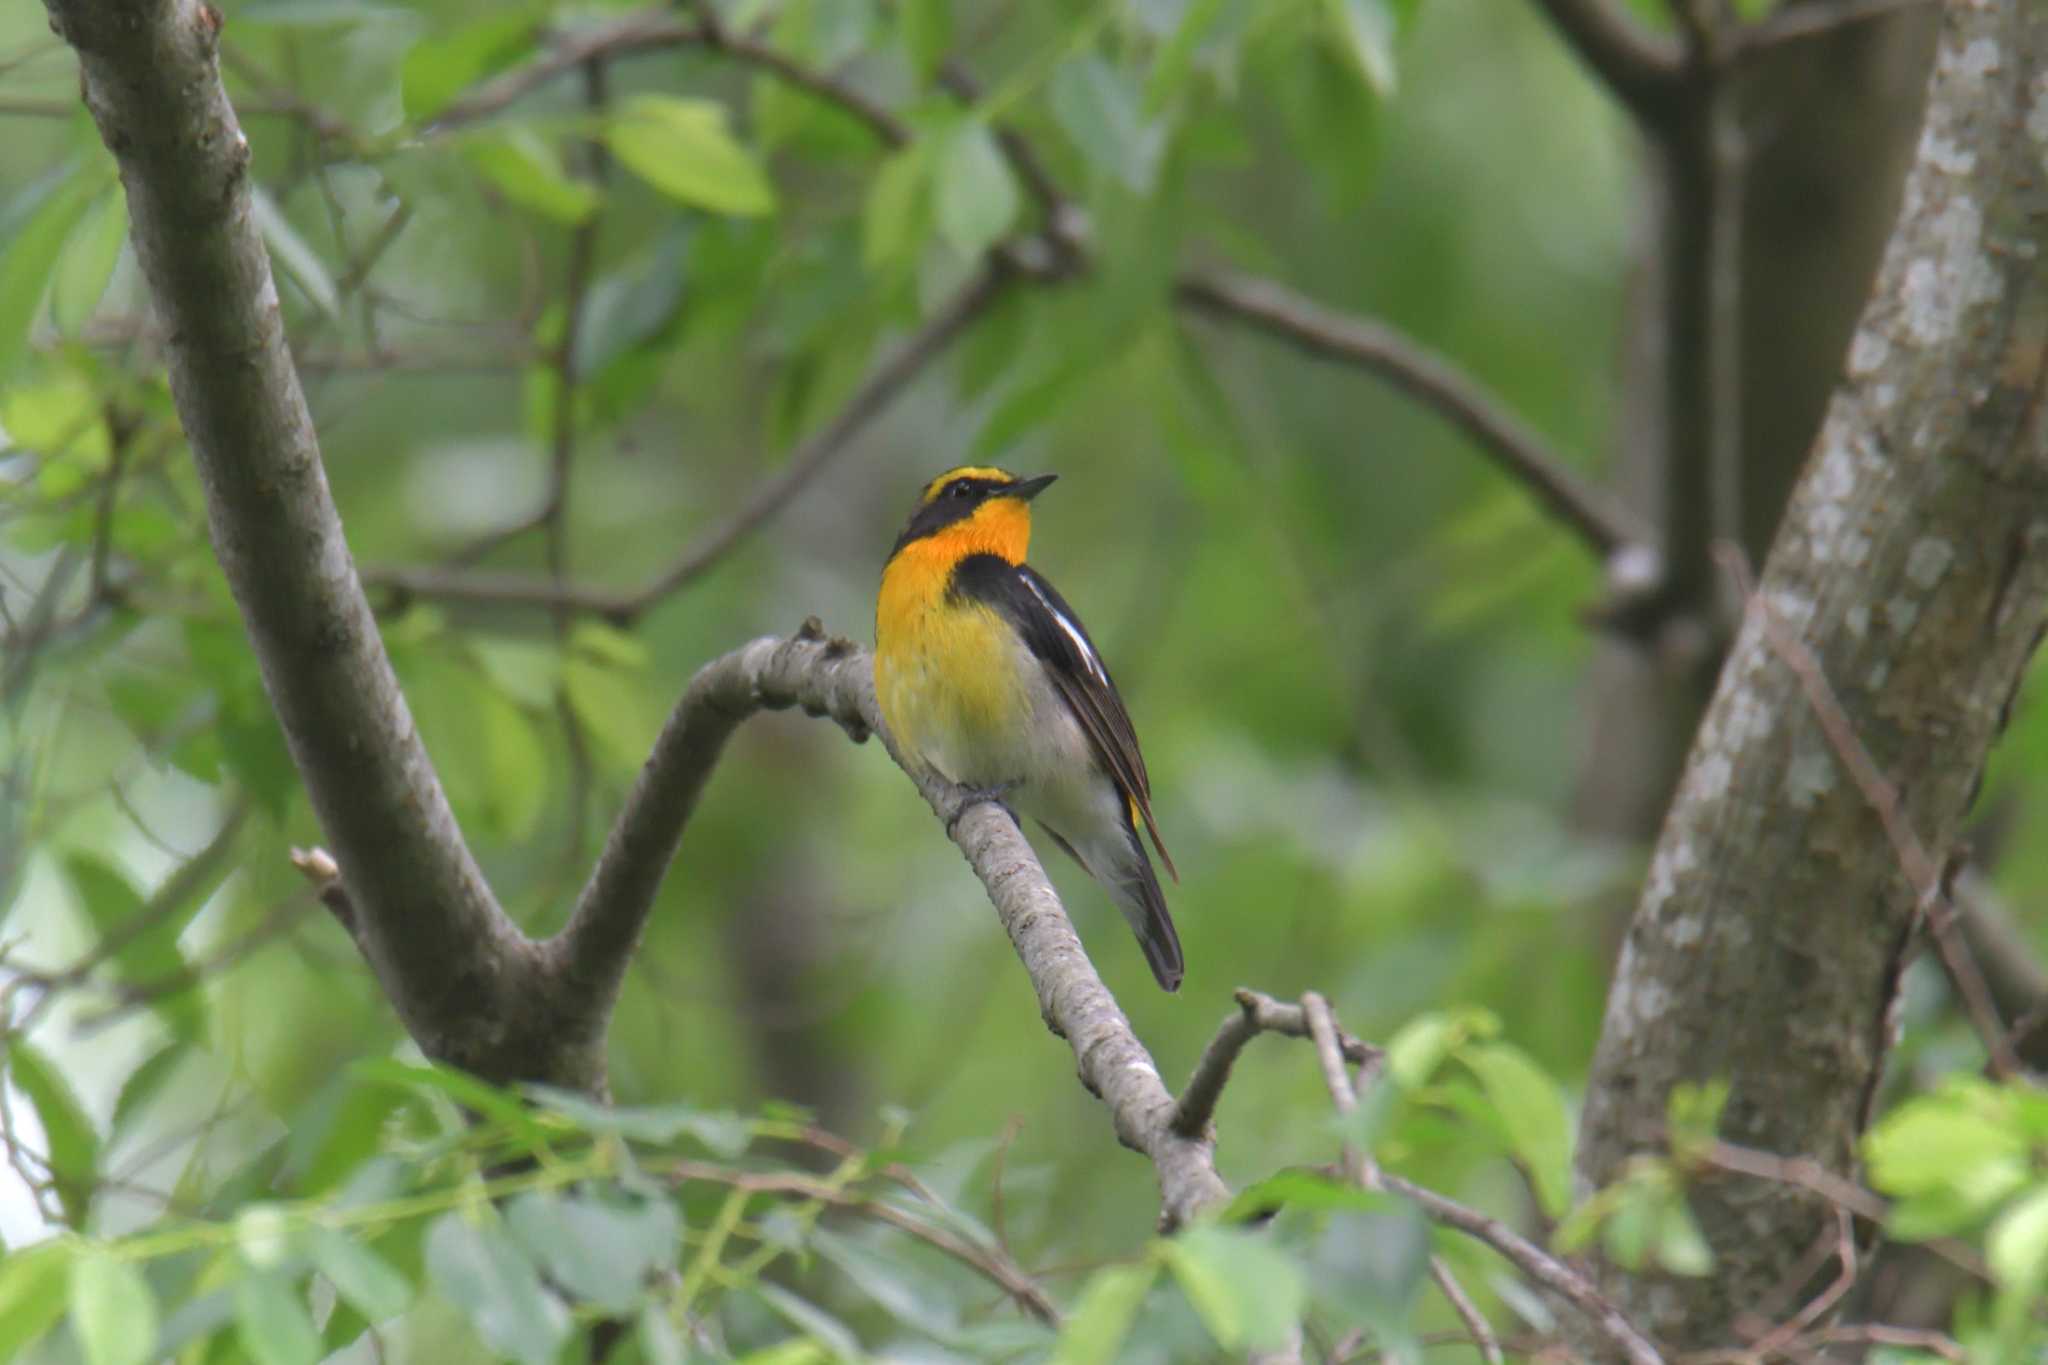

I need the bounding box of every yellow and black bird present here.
[874,465,1183,990]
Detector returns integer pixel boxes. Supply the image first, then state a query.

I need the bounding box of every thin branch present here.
[664,1158,1057,1325]
[1171,988,1377,1138]
[1719,546,2023,1079]
[1953,873,2048,1070]
[429,11,695,133]
[429,9,906,147]
[367,264,1014,621]
[45,0,545,1081]
[1378,1170,1666,1365]
[1526,0,1686,127]
[1430,1256,1505,1365]
[1177,270,1651,561]
[1690,1136,1990,1283]
[544,623,1235,1225]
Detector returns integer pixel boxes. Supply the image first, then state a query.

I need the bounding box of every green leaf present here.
[49,190,127,337]
[901,0,952,80]
[747,1283,862,1359]
[562,655,661,773]
[506,1189,678,1315]
[1654,1197,1713,1277]
[301,1224,413,1321]
[1145,0,1229,110]
[9,1042,99,1226]
[934,122,1018,259]
[863,144,931,272]
[1988,1183,2048,1290]
[424,1213,570,1365]
[1665,1080,1730,1160]
[638,1303,686,1365]
[569,620,649,670]
[1163,1225,1306,1351]
[1385,1007,1497,1088]
[572,230,689,379]
[811,1227,958,1338]
[234,1273,321,1365]
[353,1058,556,1158]
[524,1085,752,1155]
[1225,1168,1390,1222]
[1325,0,1397,97]
[1460,1042,1573,1218]
[0,1240,76,1360]
[0,166,106,375]
[1050,1261,1157,1365]
[605,94,777,217]
[413,656,549,840]
[403,12,539,122]
[69,1251,157,1365]
[250,188,338,316]
[64,852,211,1042]
[462,130,601,224]
[1050,56,1163,192]
[1866,1084,2028,1203]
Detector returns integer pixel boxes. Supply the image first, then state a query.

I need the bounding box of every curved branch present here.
[45,0,542,1075]
[546,622,1233,1224]
[1177,271,1652,560]
[1527,0,1686,127]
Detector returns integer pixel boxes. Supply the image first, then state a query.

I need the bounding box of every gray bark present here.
[1576,0,2048,1348]
[43,0,562,1080]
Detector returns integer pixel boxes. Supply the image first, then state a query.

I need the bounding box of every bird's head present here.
[889,465,1057,564]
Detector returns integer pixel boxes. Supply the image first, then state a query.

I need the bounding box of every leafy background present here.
[2,0,2045,1359]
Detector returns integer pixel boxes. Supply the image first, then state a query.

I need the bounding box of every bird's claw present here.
[948,780,1020,836]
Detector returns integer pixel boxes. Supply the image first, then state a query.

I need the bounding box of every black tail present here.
[1125,845,1184,992]
[1036,820,1185,991]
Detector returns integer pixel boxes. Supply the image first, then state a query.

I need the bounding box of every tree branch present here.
[365,264,1013,621]
[1171,989,1378,1138]
[44,0,548,1079]
[1177,271,1651,562]
[546,621,1235,1224]
[1526,0,1686,127]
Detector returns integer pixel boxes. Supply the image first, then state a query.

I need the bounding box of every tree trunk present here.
[1576,0,2048,1349]
[1572,7,1939,845]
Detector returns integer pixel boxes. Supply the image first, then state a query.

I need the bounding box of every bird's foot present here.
[948,779,1020,836]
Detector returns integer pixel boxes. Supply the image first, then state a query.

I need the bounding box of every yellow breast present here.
[874,542,1024,781]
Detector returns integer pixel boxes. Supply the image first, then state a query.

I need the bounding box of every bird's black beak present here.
[1012,473,1058,502]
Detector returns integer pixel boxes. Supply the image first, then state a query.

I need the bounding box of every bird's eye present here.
[948,480,972,499]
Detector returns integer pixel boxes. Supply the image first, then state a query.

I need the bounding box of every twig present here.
[1732,1209,1855,1364]
[1301,990,1377,1188]
[429,11,695,133]
[1171,988,1377,1138]
[1378,1170,1666,1365]
[1177,271,1650,560]
[1690,1135,1990,1283]
[1526,0,1685,127]
[1430,1256,1505,1365]
[367,265,1015,621]
[1719,546,2023,1079]
[664,1158,1057,1324]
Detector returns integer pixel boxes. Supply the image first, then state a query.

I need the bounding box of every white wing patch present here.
[1023,574,1108,685]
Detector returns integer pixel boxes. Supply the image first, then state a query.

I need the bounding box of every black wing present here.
[950,554,1177,880]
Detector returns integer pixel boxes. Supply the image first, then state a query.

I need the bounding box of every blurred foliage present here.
[2,0,2045,1358]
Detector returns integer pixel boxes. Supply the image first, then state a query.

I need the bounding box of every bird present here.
[873,465,1184,991]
